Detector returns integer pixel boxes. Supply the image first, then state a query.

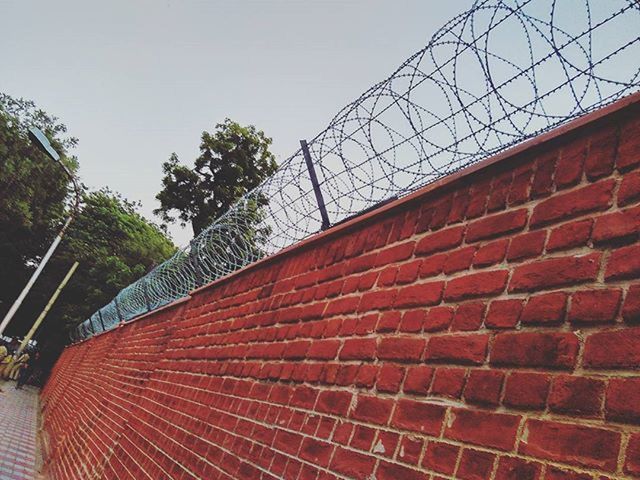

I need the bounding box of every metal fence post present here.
[114,297,124,323]
[98,310,106,331]
[142,278,153,312]
[300,140,331,231]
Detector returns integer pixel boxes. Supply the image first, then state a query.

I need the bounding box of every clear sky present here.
[0,0,467,246]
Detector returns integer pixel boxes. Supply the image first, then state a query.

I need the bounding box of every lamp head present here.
[28,127,61,162]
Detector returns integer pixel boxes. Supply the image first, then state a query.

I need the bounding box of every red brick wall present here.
[41,95,640,480]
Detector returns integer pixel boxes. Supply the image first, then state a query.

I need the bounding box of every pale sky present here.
[0,0,468,246]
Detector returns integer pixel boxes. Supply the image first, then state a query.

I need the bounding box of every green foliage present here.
[0,93,175,357]
[155,119,278,235]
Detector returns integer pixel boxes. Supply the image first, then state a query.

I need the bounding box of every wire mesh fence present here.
[70,0,640,342]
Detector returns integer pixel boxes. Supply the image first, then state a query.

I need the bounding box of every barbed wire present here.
[70,0,640,342]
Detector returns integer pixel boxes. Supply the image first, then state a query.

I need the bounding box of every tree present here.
[0,93,176,369]
[155,119,278,236]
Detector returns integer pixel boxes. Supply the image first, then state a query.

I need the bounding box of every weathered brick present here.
[422,441,459,475]
[556,138,587,188]
[463,369,504,406]
[415,225,465,256]
[315,391,352,416]
[520,419,621,471]
[619,168,640,205]
[491,332,579,369]
[466,209,528,242]
[350,395,394,425]
[451,302,485,331]
[605,377,640,424]
[456,449,496,480]
[605,243,640,281]
[485,299,523,329]
[431,367,467,398]
[623,284,640,323]
[473,239,508,267]
[494,457,542,480]
[444,270,509,301]
[585,125,618,180]
[521,292,567,325]
[509,253,601,292]
[403,365,434,395]
[339,338,377,361]
[507,230,546,262]
[299,438,333,467]
[547,219,592,252]
[307,340,341,360]
[592,205,640,243]
[391,399,446,435]
[393,281,444,308]
[530,179,615,227]
[503,372,550,410]
[425,334,489,365]
[376,364,405,393]
[377,337,425,362]
[569,289,622,324]
[443,246,477,274]
[376,462,428,480]
[625,433,640,476]
[548,375,605,416]
[445,409,521,451]
[423,306,454,332]
[329,448,376,480]
[583,327,640,369]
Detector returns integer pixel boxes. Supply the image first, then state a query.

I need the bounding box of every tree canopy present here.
[0,93,175,363]
[154,119,278,236]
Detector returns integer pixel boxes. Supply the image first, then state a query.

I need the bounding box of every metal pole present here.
[17,261,79,355]
[0,216,73,337]
[300,140,331,231]
[97,310,106,331]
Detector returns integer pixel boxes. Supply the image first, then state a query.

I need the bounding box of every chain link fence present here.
[71,0,640,342]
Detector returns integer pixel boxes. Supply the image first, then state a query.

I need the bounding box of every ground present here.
[0,383,40,480]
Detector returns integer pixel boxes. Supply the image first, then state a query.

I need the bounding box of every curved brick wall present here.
[41,94,640,480]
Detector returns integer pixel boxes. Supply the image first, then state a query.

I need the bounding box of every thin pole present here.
[0,216,73,337]
[17,261,79,355]
[300,140,331,231]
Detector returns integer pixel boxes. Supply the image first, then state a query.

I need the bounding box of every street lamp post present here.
[0,127,81,337]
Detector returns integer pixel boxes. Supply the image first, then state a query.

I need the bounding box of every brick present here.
[339,338,377,361]
[507,230,546,262]
[391,399,446,435]
[350,425,376,450]
[625,433,640,476]
[503,372,550,410]
[569,289,622,324]
[444,270,509,301]
[329,448,376,480]
[485,299,523,328]
[617,114,640,170]
[467,178,492,218]
[396,260,422,284]
[531,153,557,198]
[530,179,615,226]
[488,171,513,211]
[623,284,640,323]
[315,391,352,416]
[403,366,434,395]
[374,431,399,459]
[445,409,520,451]
[359,289,397,312]
[376,364,405,393]
[307,340,341,360]
[422,441,459,475]
[375,241,415,266]
[548,375,605,416]
[473,239,508,267]
[583,327,640,369]
[399,310,425,333]
[605,377,640,424]
[443,246,477,274]
[376,462,428,480]
[451,302,485,331]
[605,243,640,281]
[494,457,542,480]
[521,419,621,471]
[425,334,489,365]
[556,138,587,188]
[394,281,444,308]
[592,205,640,243]
[299,438,333,467]
[467,209,528,242]
[449,189,470,224]
[376,311,401,333]
[415,226,465,256]
[585,125,618,180]
[491,332,579,369]
[377,337,425,362]
[547,219,592,251]
[521,292,567,325]
[456,449,496,480]
[418,253,446,278]
[431,367,467,398]
[509,253,601,292]
[464,369,504,406]
[402,445,427,471]
[423,306,453,332]
[619,169,640,205]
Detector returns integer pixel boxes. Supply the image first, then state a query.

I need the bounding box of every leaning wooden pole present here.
[17,261,79,355]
